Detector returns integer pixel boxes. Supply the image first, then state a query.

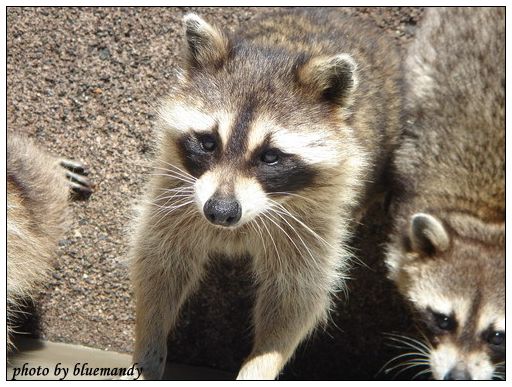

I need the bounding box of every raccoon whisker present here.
[391,361,430,380]
[492,371,505,381]
[155,158,196,181]
[153,187,194,201]
[155,199,194,213]
[386,358,430,373]
[154,183,195,190]
[272,206,342,270]
[492,363,506,380]
[154,186,195,193]
[155,193,195,202]
[387,337,430,356]
[272,204,347,268]
[385,342,420,352]
[411,368,432,380]
[146,194,192,210]
[151,205,193,230]
[151,162,196,183]
[383,338,430,358]
[259,215,282,266]
[384,333,432,354]
[384,358,430,379]
[267,209,319,267]
[378,351,429,376]
[154,195,195,205]
[263,211,312,262]
[152,196,195,215]
[149,174,195,187]
[151,199,195,228]
[150,201,191,224]
[267,191,319,205]
[151,167,197,184]
[153,192,194,202]
[151,191,194,211]
[149,172,196,185]
[269,200,335,250]
[250,219,267,258]
[415,328,435,351]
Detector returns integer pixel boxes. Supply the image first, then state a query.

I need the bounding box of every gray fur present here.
[385,7,505,380]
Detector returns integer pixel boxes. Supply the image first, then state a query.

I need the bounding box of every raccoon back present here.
[395,7,505,221]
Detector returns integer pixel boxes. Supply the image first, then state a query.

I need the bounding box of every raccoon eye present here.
[434,313,456,331]
[487,331,505,347]
[261,149,279,164]
[199,135,216,152]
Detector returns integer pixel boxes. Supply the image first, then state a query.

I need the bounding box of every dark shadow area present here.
[9,299,44,355]
[165,201,425,380]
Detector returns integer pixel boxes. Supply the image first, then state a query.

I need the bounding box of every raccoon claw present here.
[60,158,90,176]
[66,176,92,200]
[60,159,94,200]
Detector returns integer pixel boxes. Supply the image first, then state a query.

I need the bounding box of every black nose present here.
[203,197,242,227]
[444,367,472,380]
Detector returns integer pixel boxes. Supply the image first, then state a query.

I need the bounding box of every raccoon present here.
[384,7,505,380]
[130,8,402,379]
[7,132,92,348]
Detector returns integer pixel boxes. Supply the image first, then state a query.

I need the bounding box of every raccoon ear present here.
[409,213,450,256]
[183,13,229,69]
[299,54,358,105]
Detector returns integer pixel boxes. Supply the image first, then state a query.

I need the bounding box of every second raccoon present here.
[7,133,92,349]
[130,8,403,379]
[385,7,505,380]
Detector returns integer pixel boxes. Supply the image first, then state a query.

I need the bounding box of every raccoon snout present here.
[443,367,471,380]
[203,197,242,227]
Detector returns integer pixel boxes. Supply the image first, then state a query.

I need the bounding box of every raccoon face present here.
[388,213,505,380]
[157,14,361,229]
[421,306,505,380]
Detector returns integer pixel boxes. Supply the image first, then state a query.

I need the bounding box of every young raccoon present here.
[7,133,92,348]
[130,8,402,379]
[385,7,505,380]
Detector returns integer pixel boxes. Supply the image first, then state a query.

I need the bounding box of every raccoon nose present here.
[444,367,472,380]
[203,197,242,227]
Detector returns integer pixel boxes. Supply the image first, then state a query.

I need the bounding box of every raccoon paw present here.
[60,159,94,200]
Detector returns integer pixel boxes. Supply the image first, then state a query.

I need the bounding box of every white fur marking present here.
[466,351,495,380]
[477,304,505,333]
[235,176,269,226]
[159,103,215,134]
[430,342,459,380]
[194,171,218,217]
[247,117,341,166]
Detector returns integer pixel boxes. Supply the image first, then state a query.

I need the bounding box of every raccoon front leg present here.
[131,251,206,380]
[237,250,338,380]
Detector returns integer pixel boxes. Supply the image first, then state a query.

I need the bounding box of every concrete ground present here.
[7,338,232,380]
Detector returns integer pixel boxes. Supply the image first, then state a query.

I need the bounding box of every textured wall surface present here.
[7,6,424,380]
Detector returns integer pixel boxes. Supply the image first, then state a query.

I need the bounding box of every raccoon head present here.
[387,213,505,380]
[157,14,364,229]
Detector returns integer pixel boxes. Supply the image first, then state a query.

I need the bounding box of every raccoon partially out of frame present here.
[7,133,92,348]
[130,8,403,379]
[384,7,505,380]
